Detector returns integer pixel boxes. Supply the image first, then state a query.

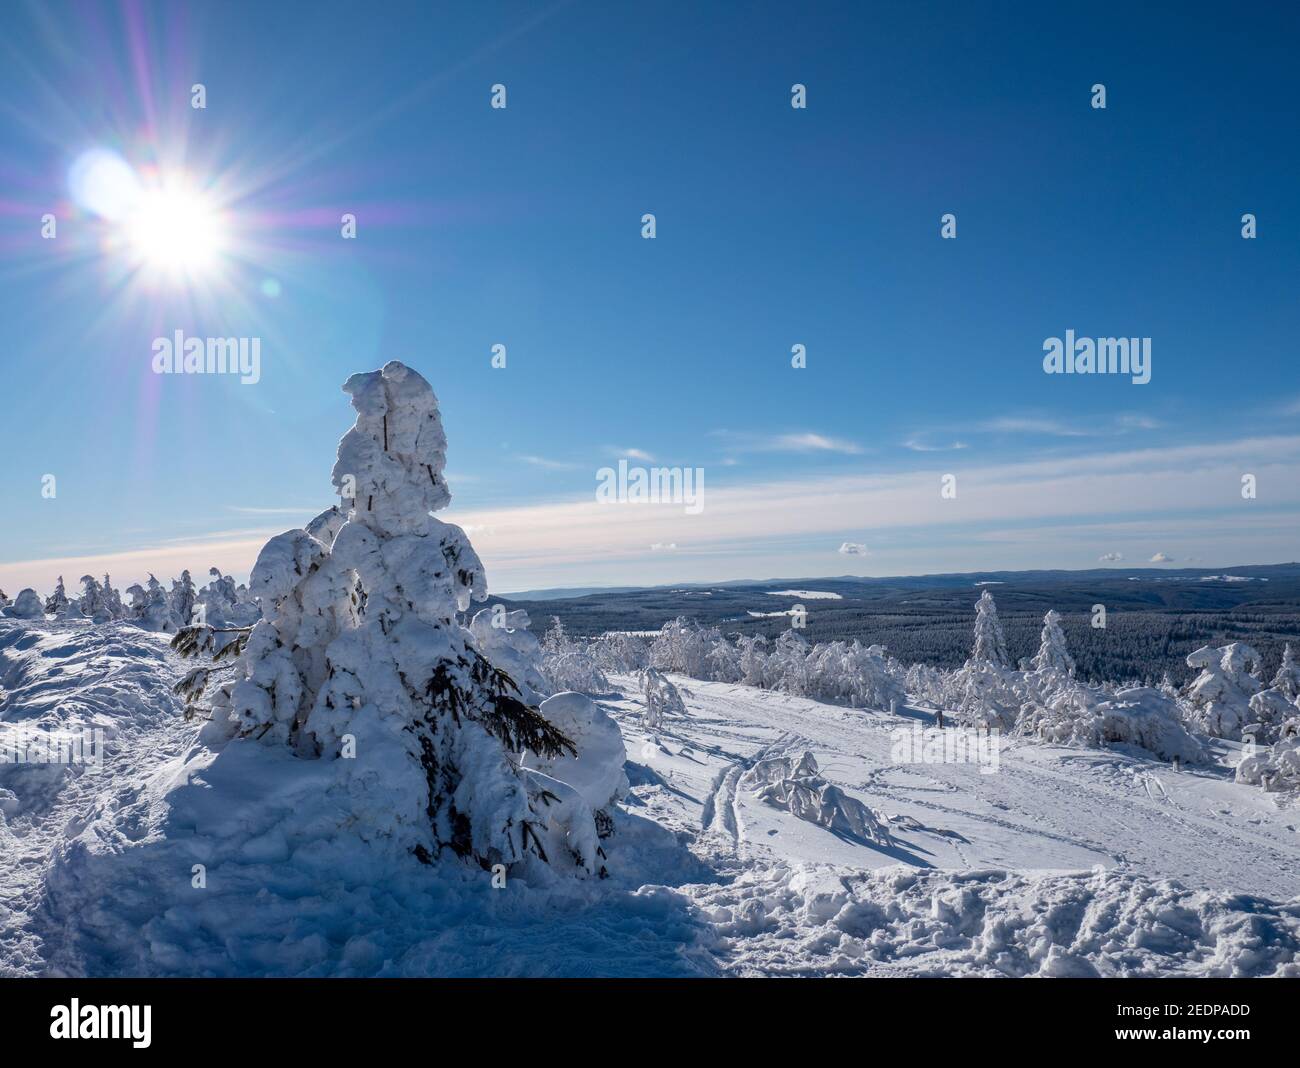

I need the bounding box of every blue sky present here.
[1,0,1297,595]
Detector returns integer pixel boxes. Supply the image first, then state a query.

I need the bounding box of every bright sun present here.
[69,147,228,285]
[122,187,224,274]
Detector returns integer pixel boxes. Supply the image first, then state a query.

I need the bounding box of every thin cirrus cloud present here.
[838,542,869,555]
[902,439,968,452]
[980,413,1163,437]
[607,447,655,462]
[709,429,864,455]
[516,454,581,471]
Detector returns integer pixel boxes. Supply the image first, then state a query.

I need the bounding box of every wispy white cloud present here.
[903,439,968,452]
[609,447,655,462]
[517,454,580,471]
[1099,552,1123,562]
[981,417,1091,437]
[838,542,869,555]
[981,412,1163,437]
[710,430,864,455]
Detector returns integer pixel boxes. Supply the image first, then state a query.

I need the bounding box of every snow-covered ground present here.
[3,618,1299,977]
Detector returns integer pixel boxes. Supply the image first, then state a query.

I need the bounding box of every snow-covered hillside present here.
[3,617,1298,977]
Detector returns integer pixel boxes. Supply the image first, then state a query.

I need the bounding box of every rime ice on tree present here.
[1030,610,1075,677]
[970,589,1010,669]
[198,361,606,875]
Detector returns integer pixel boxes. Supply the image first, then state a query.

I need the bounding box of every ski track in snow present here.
[3,621,1300,977]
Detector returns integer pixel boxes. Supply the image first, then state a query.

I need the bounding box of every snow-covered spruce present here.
[1183,642,1264,740]
[970,589,1011,669]
[1030,609,1074,676]
[184,361,610,877]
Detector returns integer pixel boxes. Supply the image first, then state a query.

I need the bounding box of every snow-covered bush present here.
[1236,722,1300,792]
[743,751,893,847]
[589,632,651,674]
[126,575,176,632]
[1098,687,1206,764]
[650,617,721,678]
[183,361,605,876]
[2,588,44,619]
[470,606,548,705]
[540,617,610,695]
[640,666,687,730]
[1183,643,1263,740]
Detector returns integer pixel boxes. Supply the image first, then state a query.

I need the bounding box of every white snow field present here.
[3,617,1299,978]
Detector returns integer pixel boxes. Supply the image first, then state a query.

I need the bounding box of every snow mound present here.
[742,752,893,847]
[469,607,548,706]
[523,691,628,815]
[697,864,1300,977]
[2,590,44,619]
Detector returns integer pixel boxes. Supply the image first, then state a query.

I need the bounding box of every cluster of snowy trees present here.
[538,588,1300,786]
[542,615,906,713]
[0,569,258,632]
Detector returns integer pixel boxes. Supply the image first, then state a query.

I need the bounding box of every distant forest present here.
[493,565,1300,686]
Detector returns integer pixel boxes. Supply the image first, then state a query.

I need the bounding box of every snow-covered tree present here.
[0,589,9,608]
[1030,610,1074,677]
[650,617,721,678]
[184,361,604,875]
[969,589,1010,668]
[769,629,813,696]
[737,634,769,688]
[590,632,651,674]
[77,575,112,623]
[1183,642,1263,740]
[44,576,70,616]
[101,574,126,620]
[169,570,198,629]
[127,575,176,632]
[2,588,44,619]
[1270,643,1300,701]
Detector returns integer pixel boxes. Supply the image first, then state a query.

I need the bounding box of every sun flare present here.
[69,147,229,286]
[122,186,224,275]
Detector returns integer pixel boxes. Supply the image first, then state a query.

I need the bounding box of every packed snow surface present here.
[3,618,1299,977]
